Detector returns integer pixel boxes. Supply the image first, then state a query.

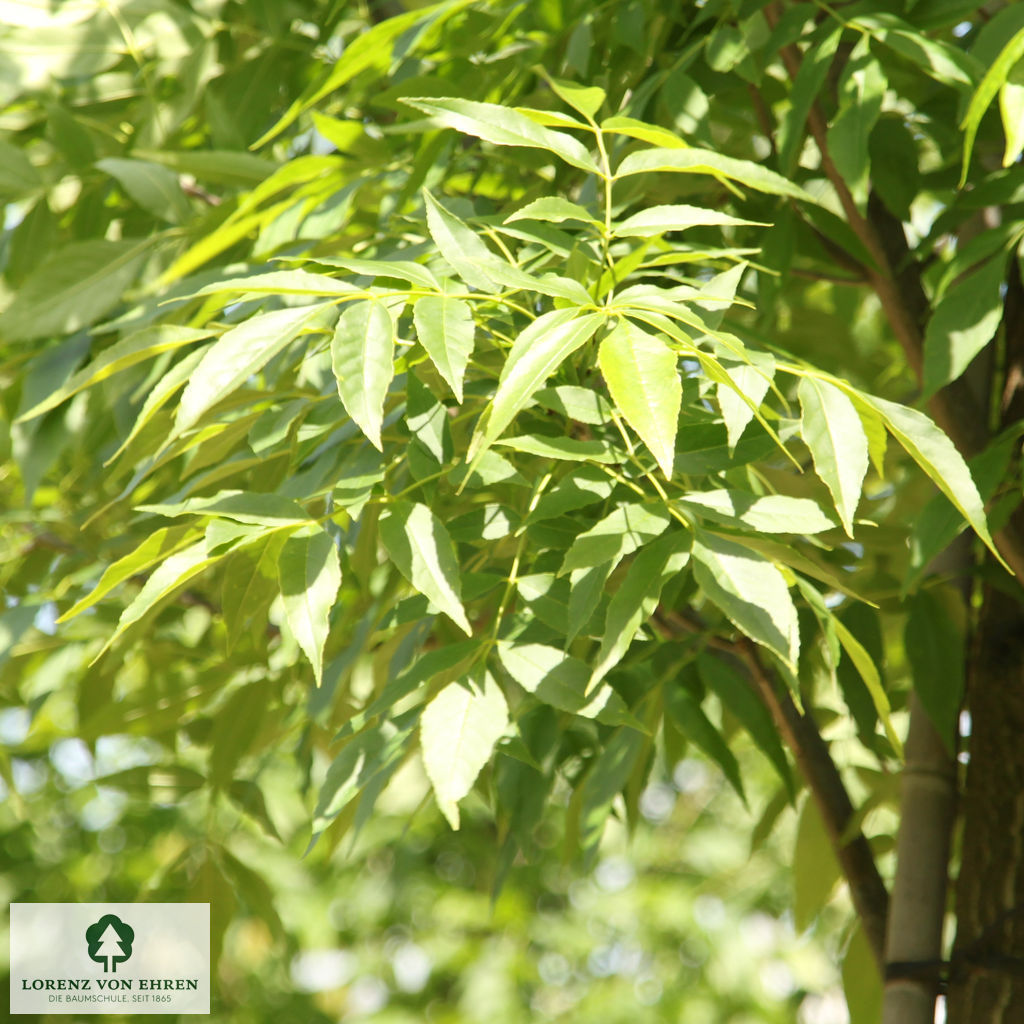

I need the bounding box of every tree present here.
[2,1,1023,1022]
[86,915,134,973]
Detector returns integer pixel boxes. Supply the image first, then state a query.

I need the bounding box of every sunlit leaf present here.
[691,530,800,670]
[413,294,475,402]
[616,146,815,201]
[421,671,508,829]
[798,377,868,538]
[471,310,604,459]
[590,531,691,688]
[868,394,1004,567]
[331,300,396,450]
[560,503,673,574]
[923,254,1006,397]
[613,204,764,237]
[380,501,471,635]
[959,24,1024,184]
[177,303,332,435]
[598,320,681,477]
[278,526,342,686]
[403,97,601,173]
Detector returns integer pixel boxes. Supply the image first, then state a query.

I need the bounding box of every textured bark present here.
[947,259,1024,1023]
[946,583,1024,1023]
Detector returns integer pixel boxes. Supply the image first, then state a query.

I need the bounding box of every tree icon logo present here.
[85,914,135,973]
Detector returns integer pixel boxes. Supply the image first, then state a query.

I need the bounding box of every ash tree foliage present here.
[3,0,1024,1022]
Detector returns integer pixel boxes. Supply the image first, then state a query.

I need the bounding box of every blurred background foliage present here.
[1,712,852,1023]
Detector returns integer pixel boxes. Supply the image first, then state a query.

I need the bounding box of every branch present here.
[657,609,890,968]
[736,637,890,968]
[764,1,1024,580]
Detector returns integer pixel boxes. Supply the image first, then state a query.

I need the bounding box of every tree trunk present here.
[882,696,957,1024]
[946,584,1024,1023]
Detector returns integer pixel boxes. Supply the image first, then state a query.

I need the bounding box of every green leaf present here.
[541,74,606,119]
[0,138,42,198]
[613,204,764,237]
[671,421,779,475]
[422,191,499,291]
[832,616,902,757]
[448,504,518,542]
[798,377,869,538]
[825,50,887,208]
[1000,80,1024,168]
[421,672,509,829]
[598,321,681,477]
[495,434,619,463]
[96,157,193,224]
[331,299,396,450]
[533,385,613,425]
[856,12,979,89]
[691,530,800,670]
[176,303,331,435]
[663,678,746,803]
[905,434,1016,592]
[58,526,198,622]
[600,115,687,149]
[923,254,1006,397]
[278,526,342,686]
[867,394,1004,567]
[869,116,920,220]
[403,97,601,173]
[471,310,604,458]
[208,682,271,787]
[336,641,482,742]
[138,489,311,526]
[194,270,357,299]
[91,541,219,662]
[574,726,649,859]
[778,25,843,174]
[905,589,964,752]
[495,642,635,725]
[843,925,883,1024]
[960,25,1024,185]
[413,294,475,402]
[590,532,691,688]
[106,347,208,464]
[0,238,152,343]
[16,326,213,423]
[793,795,841,931]
[615,147,815,201]
[227,780,283,842]
[717,351,775,449]
[319,257,440,290]
[697,654,794,796]
[134,148,278,187]
[255,0,473,146]
[222,533,287,654]
[505,197,600,226]
[311,731,376,836]
[525,464,616,524]
[566,563,612,641]
[560,503,673,574]
[379,500,471,635]
[678,490,835,534]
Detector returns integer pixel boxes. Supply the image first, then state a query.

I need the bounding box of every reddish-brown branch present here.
[657,609,890,968]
